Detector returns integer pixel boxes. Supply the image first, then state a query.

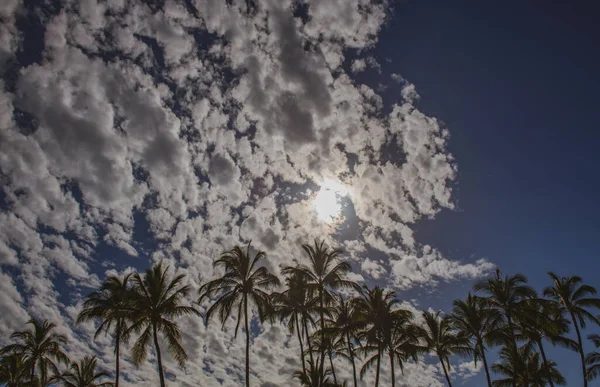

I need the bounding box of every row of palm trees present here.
[2,239,600,387]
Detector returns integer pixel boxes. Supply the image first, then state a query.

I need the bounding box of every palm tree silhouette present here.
[282,239,356,384]
[293,357,338,387]
[128,262,199,387]
[492,343,565,387]
[54,356,113,387]
[420,311,471,387]
[0,354,34,386]
[199,243,280,387]
[385,314,422,387]
[449,293,501,387]
[586,334,600,381]
[0,318,69,386]
[543,272,600,387]
[77,273,133,387]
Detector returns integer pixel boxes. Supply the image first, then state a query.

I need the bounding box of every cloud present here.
[0,0,493,385]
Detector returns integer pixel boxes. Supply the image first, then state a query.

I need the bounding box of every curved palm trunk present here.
[374,346,382,387]
[389,352,396,387]
[152,324,166,387]
[478,341,492,387]
[439,357,452,387]
[319,288,326,385]
[295,314,306,374]
[569,310,588,387]
[536,340,554,387]
[304,320,315,367]
[244,295,251,387]
[346,332,358,387]
[329,349,337,385]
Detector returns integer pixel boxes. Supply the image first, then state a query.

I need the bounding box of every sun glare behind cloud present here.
[314,179,348,223]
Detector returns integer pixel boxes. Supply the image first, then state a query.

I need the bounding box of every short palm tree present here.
[474,270,536,362]
[0,318,69,386]
[77,273,133,387]
[586,334,600,381]
[449,293,502,387]
[293,357,338,387]
[282,239,357,384]
[199,243,280,387]
[385,315,422,387]
[54,356,113,387]
[420,311,471,387]
[492,343,565,387]
[128,262,199,387]
[0,354,35,386]
[543,272,600,387]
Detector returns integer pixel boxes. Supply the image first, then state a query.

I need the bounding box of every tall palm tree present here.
[271,272,317,374]
[0,354,34,386]
[492,343,565,387]
[326,294,362,387]
[353,286,404,387]
[474,269,536,368]
[77,273,133,387]
[449,293,501,387]
[199,243,280,387]
[0,318,69,386]
[385,315,422,387]
[128,262,199,387]
[282,239,356,384]
[543,272,600,387]
[54,356,113,387]
[586,334,600,381]
[420,311,471,387]
[515,297,578,387]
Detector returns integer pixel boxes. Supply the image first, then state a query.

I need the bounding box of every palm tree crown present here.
[56,356,113,387]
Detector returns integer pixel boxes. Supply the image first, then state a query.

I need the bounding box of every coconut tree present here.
[271,272,317,374]
[474,269,536,363]
[282,239,357,384]
[543,272,600,387]
[420,311,471,387]
[0,354,35,386]
[199,243,280,387]
[586,334,600,381]
[293,357,338,387]
[492,343,565,387]
[0,318,69,386]
[128,262,199,387]
[449,293,502,387]
[54,356,113,387]
[77,273,133,387]
[385,315,422,387]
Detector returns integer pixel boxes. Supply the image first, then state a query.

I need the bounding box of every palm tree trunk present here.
[570,310,588,387]
[319,288,326,384]
[478,342,492,387]
[115,330,121,387]
[374,346,381,387]
[536,340,554,387]
[244,295,251,387]
[389,352,396,387]
[295,314,306,374]
[329,349,338,385]
[152,324,166,387]
[346,332,358,387]
[439,356,452,387]
[304,320,314,367]
[30,361,35,386]
[506,314,518,387]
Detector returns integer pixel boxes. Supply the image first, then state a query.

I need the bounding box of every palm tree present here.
[77,274,133,387]
[293,357,338,387]
[271,272,317,374]
[353,286,404,387]
[0,318,69,386]
[543,272,600,387]
[449,293,501,387]
[326,294,362,387]
[199,243,280,387]
[474,269,536,366]
[420,311,471,387]
[515,297,578,387]
[128,262,199,387]
[586,334,600,381]
[492,343,565,387]
[282,239,356,384]
[54,356,113,387]
[385,315,422,387]
[0,354,35,386]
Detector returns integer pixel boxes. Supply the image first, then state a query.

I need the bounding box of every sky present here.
[0,0,599,386]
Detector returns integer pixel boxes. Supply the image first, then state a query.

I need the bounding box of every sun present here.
[314,179,348,223]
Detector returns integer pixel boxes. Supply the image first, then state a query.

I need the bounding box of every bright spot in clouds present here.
[314,179,348,223]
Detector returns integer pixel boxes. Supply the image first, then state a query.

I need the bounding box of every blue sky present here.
[0,0,599,385]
